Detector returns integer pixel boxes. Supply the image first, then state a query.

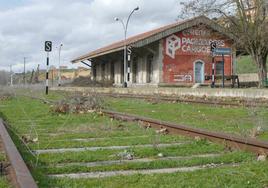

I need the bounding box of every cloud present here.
[0,0,180,72]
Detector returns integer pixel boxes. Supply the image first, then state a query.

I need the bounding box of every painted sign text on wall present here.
[166,29,225,59]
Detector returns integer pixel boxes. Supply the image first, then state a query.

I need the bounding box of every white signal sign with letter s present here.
[45,41,52,52]
[127,46,132,61]
[210,41,217,52]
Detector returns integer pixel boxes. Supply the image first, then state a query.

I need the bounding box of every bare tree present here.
[179,0,268,87]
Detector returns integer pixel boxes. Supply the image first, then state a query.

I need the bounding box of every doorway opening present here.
[194,61,204,83]
[147,54,154,83]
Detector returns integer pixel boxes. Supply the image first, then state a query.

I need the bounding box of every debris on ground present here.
[157,153,164,157]
[64,76,114,87]
[145,123,151,129]
[21,135,38,144]
[51,94,104,114]
[250,126,264,138]
[117,150,134,160]
[156,128,168,135]
[257,155,267,161]
[202,163,219,168]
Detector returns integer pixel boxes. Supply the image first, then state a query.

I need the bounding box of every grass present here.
[0,153,6,162]
[0,148,10,187]
[0,154,11,188]
[0,177,12,188]
[29,134,186,149]
[236,55,268,74]
[0,90,268,188]
[40,151,253,175]
[37,140,225,165]
[38,161,268,188]
[105,97,268,138]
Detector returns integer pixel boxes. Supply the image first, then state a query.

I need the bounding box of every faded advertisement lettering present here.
[166,29,225,58]
[174,74,192,82]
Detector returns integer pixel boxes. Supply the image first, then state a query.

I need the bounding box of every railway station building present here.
[72,16,236,87]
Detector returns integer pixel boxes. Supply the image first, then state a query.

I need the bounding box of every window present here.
[216,61,224,75]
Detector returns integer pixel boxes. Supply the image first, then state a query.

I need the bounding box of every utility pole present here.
[23,57,26,85]
[58,44,63,86]
[10,65,13,87]
[51,68,54,87]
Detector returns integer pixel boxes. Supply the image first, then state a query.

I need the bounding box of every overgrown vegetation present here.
[66,77,114,87]
[105,96,268,138]
[0,90,268,187]
[51,94,104,114]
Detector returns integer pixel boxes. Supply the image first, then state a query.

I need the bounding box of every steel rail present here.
[0,119,38,188]
[102,110,268,155]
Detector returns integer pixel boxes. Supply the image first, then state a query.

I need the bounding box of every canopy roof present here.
[72,16,231,63]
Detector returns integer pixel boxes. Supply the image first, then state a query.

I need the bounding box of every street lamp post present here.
[57,44,63,86]
[115,6,139,88]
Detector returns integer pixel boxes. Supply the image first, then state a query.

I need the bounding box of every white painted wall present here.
[96,64,102,81]
[114,60,122,84]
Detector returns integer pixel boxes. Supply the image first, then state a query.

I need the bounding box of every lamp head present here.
[134,6,139,11]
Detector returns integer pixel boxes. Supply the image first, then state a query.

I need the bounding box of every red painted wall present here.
[162,26,233,83]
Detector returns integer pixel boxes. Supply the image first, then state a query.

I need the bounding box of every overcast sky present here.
[0,0,180,72]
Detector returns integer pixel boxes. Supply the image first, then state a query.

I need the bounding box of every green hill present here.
[236,56,268,74]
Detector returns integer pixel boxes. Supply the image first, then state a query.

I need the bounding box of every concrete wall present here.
[55,87,268,99]
[96,63,102,81]
[238,73,268,82]
[114,60,123,85]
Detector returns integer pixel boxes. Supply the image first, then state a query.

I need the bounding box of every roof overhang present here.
[72,46,124,64]
[72,16,234,64]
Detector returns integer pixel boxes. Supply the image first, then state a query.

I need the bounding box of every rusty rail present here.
[103,110,268,155]
[0,119,38,188]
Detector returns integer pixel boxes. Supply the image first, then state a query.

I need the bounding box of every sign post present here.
[214,48,231,88]
[210,42,217,88]
[127,46,132,82]
[45,41,52,95]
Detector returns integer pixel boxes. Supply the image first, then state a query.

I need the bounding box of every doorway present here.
[111,62,115,82]
[147,54,154,83]
[132,57,137,83]
[194,61,204,83]
[216,61,224,75]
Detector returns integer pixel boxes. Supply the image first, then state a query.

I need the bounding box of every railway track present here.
[102,110,268,155]
[98,93,268,108]
[17,94,268,155]
[0,119,38,188]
